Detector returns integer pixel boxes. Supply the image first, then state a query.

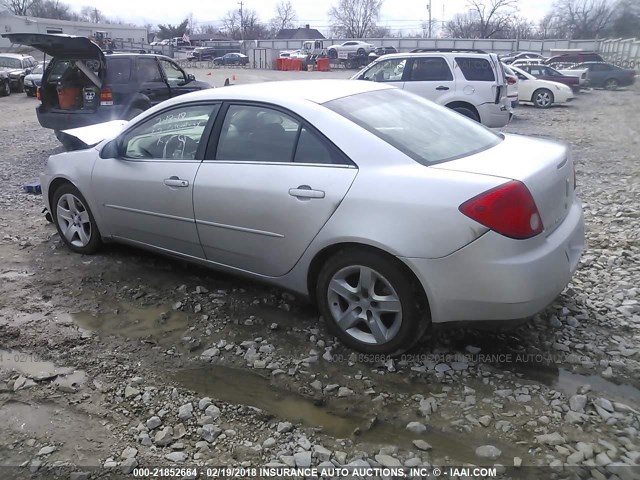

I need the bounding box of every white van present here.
[352,49,511,128]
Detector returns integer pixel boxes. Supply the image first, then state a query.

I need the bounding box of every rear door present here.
[455,55,503,106]
[135,57,170,105]
[193,103,357,277]
[402,56,455,103]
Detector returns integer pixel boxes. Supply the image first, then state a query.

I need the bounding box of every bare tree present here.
[270,0,296,35]
[1,0,35,15]
[222,9,269,40]
[552,0,614,38]
[445,0,518,38]
[328,0,384,38]
[610,0,640,37]
[29,0,77,20]
[80,6,102,23]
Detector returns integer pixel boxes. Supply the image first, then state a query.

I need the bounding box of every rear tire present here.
[533,88,554,108]
[0,80,10,97]
[452,106,480,122]
[604,78,619,90]
[357,48,365,56]
[316,249,429,355]
[51,183,102,255]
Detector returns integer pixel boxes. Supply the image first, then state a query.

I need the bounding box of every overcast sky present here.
[59,0,556,34]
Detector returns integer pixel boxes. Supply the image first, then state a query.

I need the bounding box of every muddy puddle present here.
[174,365,509,464]
[73,304,192,345]
[0,350,74,380]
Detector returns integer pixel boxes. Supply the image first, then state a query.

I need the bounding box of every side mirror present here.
[100,138,122,159]
[25,68,32,75]
[187,73,195,82]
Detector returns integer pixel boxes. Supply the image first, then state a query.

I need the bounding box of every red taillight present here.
[100,87,113,105]
[506,75,517,85]
[36,87,41,101]
[459,181,544,239]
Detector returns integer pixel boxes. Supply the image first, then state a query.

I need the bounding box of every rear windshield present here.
[324,88,501,165]
[106,58,132,84]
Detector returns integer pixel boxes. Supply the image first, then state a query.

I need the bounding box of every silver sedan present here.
[41,80,585,354]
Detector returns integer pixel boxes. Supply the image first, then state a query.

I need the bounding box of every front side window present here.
[136,57,163,83]
[362,58,407,82]
[408,57,453,81]
[120,104,218,160]
[159,59,185,85]
[216,105,300,162]
[455,57,495,81]
[325,88,501,166]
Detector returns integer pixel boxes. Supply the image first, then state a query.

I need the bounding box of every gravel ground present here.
[0,75,639,480]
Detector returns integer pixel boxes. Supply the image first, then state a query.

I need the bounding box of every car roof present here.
[377,52,493,60]
[0,53,33,59]
[161,79,392,107]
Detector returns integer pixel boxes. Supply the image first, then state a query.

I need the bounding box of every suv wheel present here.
[533,88,554,108]
[452,106,480,122]
[0,79,10,97]
[316,249,429,355]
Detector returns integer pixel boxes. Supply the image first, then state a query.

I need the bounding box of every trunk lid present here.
[432,134,575,236]
[2,33,104,61]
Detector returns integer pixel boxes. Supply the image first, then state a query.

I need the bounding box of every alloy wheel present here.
[535,90,551,107]
[56,193,92,248]
[605,79,618,90]
[327,265,402,345]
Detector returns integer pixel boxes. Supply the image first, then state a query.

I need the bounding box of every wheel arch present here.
[306,242,430,314]
[445,101,480,121]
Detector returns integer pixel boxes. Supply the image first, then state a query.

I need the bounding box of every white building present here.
[0,10,147,49]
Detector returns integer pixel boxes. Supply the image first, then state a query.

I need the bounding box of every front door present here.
[402,56,456,103]
[193,103,357,277]
[158,58,200,97]
[135,57,170,105]
[93,103,220,257]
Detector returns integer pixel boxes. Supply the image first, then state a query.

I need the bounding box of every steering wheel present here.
[162,134,199,159]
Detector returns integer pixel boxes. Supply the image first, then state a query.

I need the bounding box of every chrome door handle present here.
[164,176,189,187]
[289,185,325,199]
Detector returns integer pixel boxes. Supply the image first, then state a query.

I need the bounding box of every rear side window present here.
[455,57,495,81]
[294,128,344,165]
[408,57,453,81]
[106,58,131,84]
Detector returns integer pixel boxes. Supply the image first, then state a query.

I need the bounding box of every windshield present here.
[0,57,22,69]
[324,88,502,165]
[32,64,45,75]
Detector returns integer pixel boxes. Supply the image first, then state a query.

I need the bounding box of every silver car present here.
[42,80,585,354]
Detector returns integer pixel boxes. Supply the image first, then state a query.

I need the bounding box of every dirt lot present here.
[0,71,639,479]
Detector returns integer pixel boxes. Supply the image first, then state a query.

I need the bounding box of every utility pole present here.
[238,1,244,52]
[427,0,432,38]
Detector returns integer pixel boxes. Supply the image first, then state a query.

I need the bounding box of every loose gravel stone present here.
[475,445,502,460]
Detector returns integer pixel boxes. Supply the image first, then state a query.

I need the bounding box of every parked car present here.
[567,62,636,90]
[502,64,519,109]
[368,46,398,62]
[352,50,510,127]
[327,41,375,59]
[510,58,545,68]
[518,64,582,93]
[2,33,211,148]
[501,51,546,64]
[510,65,575,108]
[213,53,249,66]
[42,79,584,354]
[545,51,603,65]
[547,63,590,87]
[23,61,48,97]
[0,70,10,96]
[0,53,37,92]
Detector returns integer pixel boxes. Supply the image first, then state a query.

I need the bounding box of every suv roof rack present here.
[410,48,488,54]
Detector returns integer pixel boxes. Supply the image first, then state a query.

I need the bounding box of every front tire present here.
[316,249,429,355]
[533,88,554,108]
[52,183,102,254]
[604,78,619,90]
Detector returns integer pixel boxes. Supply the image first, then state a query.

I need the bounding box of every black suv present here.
[2,34,211,134]
[368,46,398,62]
[0,53,38,93]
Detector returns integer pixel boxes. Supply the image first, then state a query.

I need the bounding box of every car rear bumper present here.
[477,103,511,128]
[401,199,584,324]
[37,105,127,130]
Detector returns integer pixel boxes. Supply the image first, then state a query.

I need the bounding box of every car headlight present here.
[24,79,33,86]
